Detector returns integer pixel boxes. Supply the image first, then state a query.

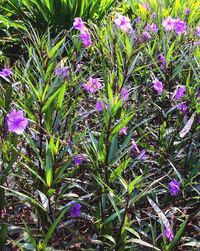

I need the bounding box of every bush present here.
[0,0,199,250]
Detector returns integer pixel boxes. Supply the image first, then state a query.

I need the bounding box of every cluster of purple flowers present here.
[152,78,187,113]
[73,17,92,47]
[82,77,102,93]
[143,23,158,40]
[162,16,187,34]
[114,13,133,34]
[55,66,68,77]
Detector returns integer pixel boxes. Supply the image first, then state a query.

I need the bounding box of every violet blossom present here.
[195,25,200,37]
[174,19,187,34]
[79,30,92,47]
[138,149,147,160]
[73,17,85,31]
[177,103,187,114]
[143,31,150,41]
[7,110,28,135]
[135,16,141,23]
[120,87,129,102]
[55,66,68,77]
[151,23,158,33]
[0,68,12,77]
[159,54,166,71]
[114,13,133,34]
[164,226,174,241]
[74,154,87,165]
[152,78,164,95]
[119,127,127,135]
[173,86,186,100]
[162,16,176,31]
[96,101,107,112]
[169,179,180,196]
[131,139,140,154]
[70,203,81,218]
[82,77,102,93]
[185,8,190,15]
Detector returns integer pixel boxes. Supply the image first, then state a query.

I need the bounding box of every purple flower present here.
[146,24,151,32]
[164,226,174,241]
[174,19,187,34]
[173,86,186,100]
[194,40,200,47]
[142,3,150,10]
[73,17,85,31]
[120,127,127,135]
[162,16,175,31]
[151,23,158,33]
[66,137,71,145]
[177,103,187,114]
[0,68,12,77]
[7,110,28,135]
[142,31,150,41]
[159,54,166,71]
[120,87,129,102]
[185,8,190,15]
[151,12,156,19]
[135,16,141,23]
[96,101,107,112]
[82,77,102,93]
[79,30,92,47]
[146,23,158,33]
[152,78,164,95]
[55,66,68,77]
[114,13,133,34]
[138,149,147,160]
[96,101,103,112]
[74,154,87,165]
[131,139,140,154]
[169,179,180,196]
[195,25,200,37]
[70,203,81,218]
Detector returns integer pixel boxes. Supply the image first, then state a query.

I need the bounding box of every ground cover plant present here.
[0,0,200,250]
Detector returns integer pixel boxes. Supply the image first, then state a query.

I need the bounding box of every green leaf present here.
[103,235,116,244]
[166,40,176,66]
[57,83,66,109]
[1,186,46,212]
[110,158,131,182]
[48,37,65,58]
[42,207,68,249]
[166,219,188,251]
[45,148,53,188]
[109,114,134,140]
[128,176,142,194]
[126,238,161,251]
[42,86,62,112]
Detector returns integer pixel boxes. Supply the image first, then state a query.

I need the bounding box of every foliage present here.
[0,0,200,250]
